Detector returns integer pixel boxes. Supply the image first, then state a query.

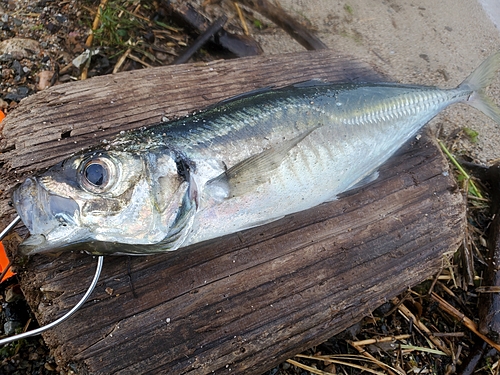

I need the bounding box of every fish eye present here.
[85,163,107,186]
[78,155,116,193]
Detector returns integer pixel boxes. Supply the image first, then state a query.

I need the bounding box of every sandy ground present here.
[251,0,500,164]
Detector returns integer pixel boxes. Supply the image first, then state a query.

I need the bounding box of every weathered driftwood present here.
[162,2,263,58]
[237,0,328,50]
[0,51,465,374]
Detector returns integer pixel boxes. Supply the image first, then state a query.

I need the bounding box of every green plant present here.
[463,127,479,143]
[92,1,145,49]
[344,4,354,15]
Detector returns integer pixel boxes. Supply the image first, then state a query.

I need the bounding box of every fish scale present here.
[11,52,500,255]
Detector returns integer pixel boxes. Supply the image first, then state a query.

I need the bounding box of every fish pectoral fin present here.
[206,125,321,199]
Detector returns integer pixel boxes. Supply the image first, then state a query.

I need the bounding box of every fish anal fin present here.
[328,170,380,202]
[348,170,380,191]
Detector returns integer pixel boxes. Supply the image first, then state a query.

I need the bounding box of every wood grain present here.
[0,51,465,374]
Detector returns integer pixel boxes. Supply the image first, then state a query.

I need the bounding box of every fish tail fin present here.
[459,51,500,125]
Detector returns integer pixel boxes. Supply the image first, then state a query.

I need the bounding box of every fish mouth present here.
[13,177,89,255]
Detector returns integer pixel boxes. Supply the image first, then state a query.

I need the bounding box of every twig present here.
[85,0,108,48]
[290,354,402,375]
[348,340,400,375]
[82,0,108,80]
[351,334,411,347]
[383,290,412,317]
[437,280,457,298]
[431,292,500,352]
[59,62,74,75]
[442,254,458,289]
[127,53,153,68]
[113,48,132,74]
[476,286,500,293]
[234,2,249,35]
[392,297,452,356]
[445,344,462,375]
[462,232,476,287]
[172,16,228,65]
[22,318,32,334]
[427,266,443,296]
[286,359,334,375]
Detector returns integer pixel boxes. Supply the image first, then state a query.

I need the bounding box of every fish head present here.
[13,149,193,255]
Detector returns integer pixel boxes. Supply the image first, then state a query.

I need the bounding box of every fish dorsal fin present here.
[208,80,335,112]
[206,125,321,200]
[215,80,330,107]
[216,86,274,106]
[287,79,330,88]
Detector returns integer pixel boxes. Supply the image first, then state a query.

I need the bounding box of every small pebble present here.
[44,362,56,372]
[155,52,168,61]
[3,320,21,335]
[0,38,40,60]
[37,70,54,90]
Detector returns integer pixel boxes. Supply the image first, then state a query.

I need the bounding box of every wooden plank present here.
[0,51,465,374]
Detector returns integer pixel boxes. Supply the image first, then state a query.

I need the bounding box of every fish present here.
[12,52,500,255]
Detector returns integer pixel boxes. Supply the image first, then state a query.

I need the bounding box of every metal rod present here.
[0,215,21,241]
[0,255,104,346]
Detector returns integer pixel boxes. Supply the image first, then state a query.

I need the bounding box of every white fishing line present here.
[0,215,21,241]
[0,250,103,346]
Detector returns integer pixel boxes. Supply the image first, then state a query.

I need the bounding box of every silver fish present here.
[13,53,500,255]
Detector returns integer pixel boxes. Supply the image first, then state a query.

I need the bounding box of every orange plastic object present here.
[0,241,15,282]
[0,110,5,122]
